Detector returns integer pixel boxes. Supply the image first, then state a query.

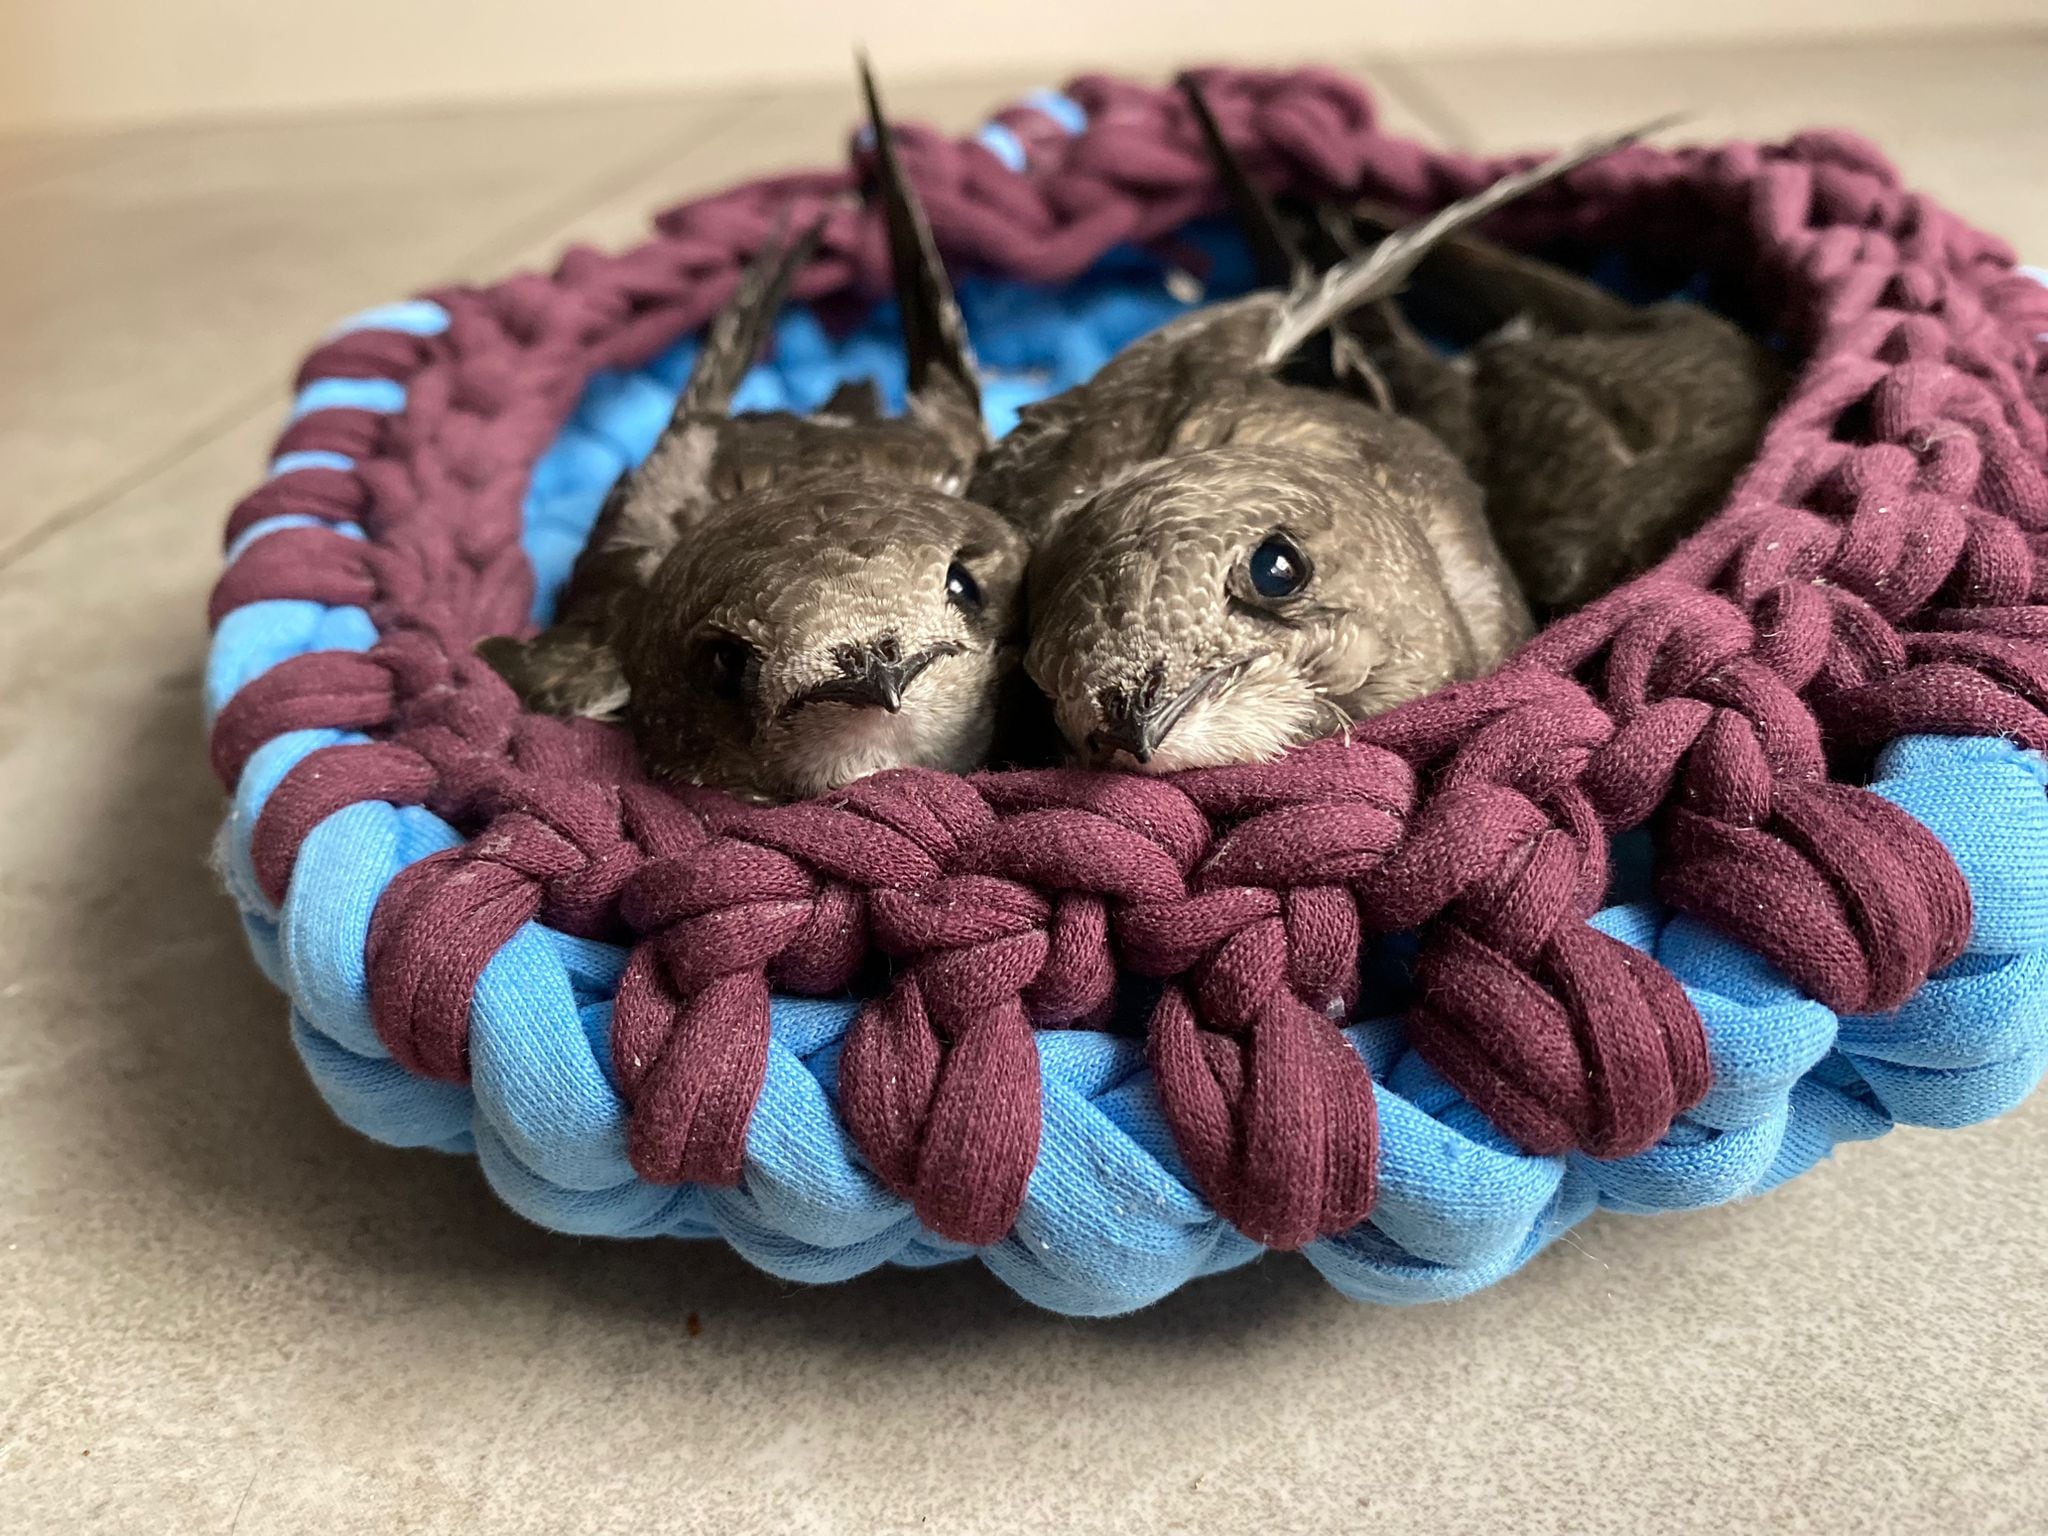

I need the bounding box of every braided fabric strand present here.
[207,68,2048,1256]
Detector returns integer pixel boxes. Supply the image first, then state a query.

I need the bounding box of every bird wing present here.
[1340,196,1637,339]
[1258,115,1679,368]
[1178,74,1305,288]
[675,216,825,422]
[1178,73,1392,409]
[858,53,986,471]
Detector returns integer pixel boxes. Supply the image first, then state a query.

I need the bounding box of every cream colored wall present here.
[1,0,2030,132]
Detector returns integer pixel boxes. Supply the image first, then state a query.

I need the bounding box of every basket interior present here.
[520,216,1772,628]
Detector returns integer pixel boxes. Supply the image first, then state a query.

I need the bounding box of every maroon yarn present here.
[209,68,2048,1249]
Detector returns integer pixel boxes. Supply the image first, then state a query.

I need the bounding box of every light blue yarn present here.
[205,600,377,720]
[289,376,406,421]
[269,449,357,478]
[206,242,2048,1315]
[325,298,451,338]
[1022,88,1089,135]
[225,515,366,565]
[976,122,1029,172]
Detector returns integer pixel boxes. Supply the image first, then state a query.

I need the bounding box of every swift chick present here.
[1313,195,1786,614]
[972,99,1659,772]
[481,59,1025,802]
[1186,80,1775,617]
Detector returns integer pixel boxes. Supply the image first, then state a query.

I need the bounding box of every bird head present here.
[1025,444,1479,772]
[618,477,1027,800]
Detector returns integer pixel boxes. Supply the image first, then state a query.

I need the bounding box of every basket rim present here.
[206,66,2048,1261]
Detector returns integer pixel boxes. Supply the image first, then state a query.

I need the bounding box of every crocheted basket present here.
[206,69,2048,1316]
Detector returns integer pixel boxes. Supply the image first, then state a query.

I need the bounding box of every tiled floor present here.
[4,34,2046,1535]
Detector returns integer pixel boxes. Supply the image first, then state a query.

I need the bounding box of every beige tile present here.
[1,408,2046,1533]
[1403,32,2048,256]
[0,93,747,562]
[0,130,74,189]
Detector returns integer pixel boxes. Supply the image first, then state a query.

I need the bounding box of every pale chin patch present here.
[1123,708,1305,773]
[779,704,935,798]
[1105,664,1332,773]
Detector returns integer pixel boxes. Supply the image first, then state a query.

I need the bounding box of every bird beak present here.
[778,639,963,718]
[1090,701,1169,764]
[1089,654,1261,765]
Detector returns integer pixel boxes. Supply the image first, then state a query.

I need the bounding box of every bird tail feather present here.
[857,52,984,430]
[1177,73,1305,288]
[1341,196,1637,337]
[674,212,826,421]
[1258,114,1682,368]
[1180,72,1394,405]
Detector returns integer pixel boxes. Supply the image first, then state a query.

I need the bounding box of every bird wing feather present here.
[1259,115,1680,367]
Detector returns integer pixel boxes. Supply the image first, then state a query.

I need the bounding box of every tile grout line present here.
[0,91,772,576]
[0,387,280,573]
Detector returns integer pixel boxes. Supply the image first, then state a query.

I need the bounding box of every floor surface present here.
[4,32,2046,1535]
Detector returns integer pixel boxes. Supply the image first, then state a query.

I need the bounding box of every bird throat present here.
[777,699,936,798]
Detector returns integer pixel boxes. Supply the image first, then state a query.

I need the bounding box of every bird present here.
[969,95,1660,773]
[1187,82,1785,616]
[478,57,1027,803]
[1328,199,1787,613]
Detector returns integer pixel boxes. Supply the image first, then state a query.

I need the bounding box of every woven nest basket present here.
[205,68,2048,1315]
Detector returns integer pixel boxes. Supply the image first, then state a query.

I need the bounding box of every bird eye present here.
[704,636,753,701]
[1247,534,1311,599]
[945,560,985,614]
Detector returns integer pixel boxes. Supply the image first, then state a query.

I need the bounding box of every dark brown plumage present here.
[1198,97,1783,623]
[970,103,1657,773]
[1325,202,1787,613]
[479,59,1024,802]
